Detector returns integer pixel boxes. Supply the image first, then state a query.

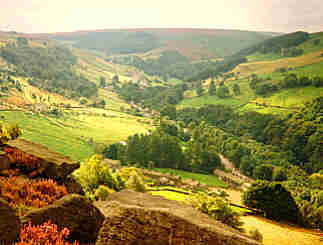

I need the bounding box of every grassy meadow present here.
[0,109,151,161]
[153,168,227,188]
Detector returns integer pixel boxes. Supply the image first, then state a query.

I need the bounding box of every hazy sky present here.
[1,0,322,33]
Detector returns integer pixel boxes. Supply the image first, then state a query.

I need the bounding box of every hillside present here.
[0,28,322,245]
[177,31,323,115]
[0,33,153,160]
[27,28,276,60]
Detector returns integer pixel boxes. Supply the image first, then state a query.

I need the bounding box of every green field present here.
[153,168,227,188]
[149,189,190,202]
[0,110,150,161]
[241,86,323,114]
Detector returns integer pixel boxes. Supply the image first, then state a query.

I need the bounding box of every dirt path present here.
[219,154,235,169]
[215,154,253,186]
[224,188,323,245]
[241,216,323,245]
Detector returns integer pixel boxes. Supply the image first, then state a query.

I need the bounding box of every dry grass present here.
[223,189,323,245]
[241,216,323,245]
[233,50,323,76]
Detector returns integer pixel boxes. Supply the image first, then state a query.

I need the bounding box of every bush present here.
[16,221,79,245]
[115,167,146,192]
[253,164,274,181]
[73,155,124,197]
[94,185,115,201]
[0,177,68,211]
[272,167,288,181]
[191,192,243,230]
[243,181,300,223]
[0,123,21,145]
[74,157,147,197]
[249,228,263,243]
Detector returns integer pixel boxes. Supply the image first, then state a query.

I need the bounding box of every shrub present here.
[125,174,146,192]
[16,221,79,245]
[249,228,263,243]
[94,185,115,201]
[272,167,287,181]
[74,155,149,198]
[73,155,124,197]
[191,192,243,230]
[0,123,21,145]
[253,164,274,181]
[243,181,300,223]
[0,177,68,212]
[114,167,147,192]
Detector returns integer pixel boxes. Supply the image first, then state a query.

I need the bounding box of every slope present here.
[27,28,276,60]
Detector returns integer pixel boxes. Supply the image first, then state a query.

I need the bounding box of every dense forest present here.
[0,39,98,98]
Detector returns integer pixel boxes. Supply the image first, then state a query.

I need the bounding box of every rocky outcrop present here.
[5,139,80,181]
[21,194,104,243]
[95,190,260,245]
[0,198,20,244]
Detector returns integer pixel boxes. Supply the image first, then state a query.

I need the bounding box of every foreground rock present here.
[21,194,104,243]
[95,190,260,245]
[0,198,20,244]
[5,139,80,180]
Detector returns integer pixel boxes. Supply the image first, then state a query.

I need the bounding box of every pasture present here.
[0,109,151,161]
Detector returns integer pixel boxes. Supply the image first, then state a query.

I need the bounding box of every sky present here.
[1,0,322,33]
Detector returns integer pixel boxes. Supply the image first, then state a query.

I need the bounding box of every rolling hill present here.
[25,28,277,60]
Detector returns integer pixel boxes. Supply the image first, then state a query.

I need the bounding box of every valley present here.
[0,27,322,245]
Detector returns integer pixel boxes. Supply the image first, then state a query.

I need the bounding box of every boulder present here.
[0,198,21,244]
[21,194,104,243]
[0,155,10,172]
[95,190,260,245]
[6,139,80,181]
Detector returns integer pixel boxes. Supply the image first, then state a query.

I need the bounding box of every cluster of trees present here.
[73,155,147,200]
[0,41,98,98]
[281,73,323,88]
[236,31,309,56]
[0,71,23,93]
[249,73,323,96]
[118,82,187,109]
[187,56,247,82]
[103,120,222,174]
[244,171,323,230]
[176,99,322,174]
[109,51,217,80]
[194,80,240,98]
[249,74,279,95]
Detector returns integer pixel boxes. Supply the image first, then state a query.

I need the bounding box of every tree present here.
[272,167,287,181]
[99,76,106,88]
[216,85,230,98]
[232,83,241,96]
[196,81,204,96]
[253,164,274,180]
[243,181,300,223]
[208,80,216,96]
[160,105,177,120]
[112,75,119,84]
[0,123,21,145]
